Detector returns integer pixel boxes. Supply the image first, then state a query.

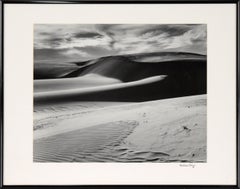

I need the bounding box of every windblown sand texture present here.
[34,52,207,162]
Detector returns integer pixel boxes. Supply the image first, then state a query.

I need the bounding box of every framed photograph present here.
[1,0,239,187]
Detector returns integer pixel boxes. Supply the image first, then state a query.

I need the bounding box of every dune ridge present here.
[34,74,122,93]
[34,75,167,104]
[34,52,206,104]
[66,56,206,82]
[34,62,79,79]
[34,52,206,80]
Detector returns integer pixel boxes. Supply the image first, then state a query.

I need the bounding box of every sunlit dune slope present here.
[34,74,121,93]
[34,75,167,104]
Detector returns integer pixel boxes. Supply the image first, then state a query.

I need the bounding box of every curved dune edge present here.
[34,75,167,100]
[33,95,206,162]
[34,73,122,93]
[66,56,206,82]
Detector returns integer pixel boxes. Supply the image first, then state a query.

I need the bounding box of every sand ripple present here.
[34,120,184,162]
[34,121,138,162]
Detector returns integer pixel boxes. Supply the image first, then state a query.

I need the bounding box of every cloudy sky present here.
[34,24,206,63]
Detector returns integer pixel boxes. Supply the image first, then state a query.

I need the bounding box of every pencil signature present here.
[179,163,196,168]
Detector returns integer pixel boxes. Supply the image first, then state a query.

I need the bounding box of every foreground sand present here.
[33,95,206,162]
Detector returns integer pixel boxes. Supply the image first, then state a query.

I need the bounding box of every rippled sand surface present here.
[34,95,206,162]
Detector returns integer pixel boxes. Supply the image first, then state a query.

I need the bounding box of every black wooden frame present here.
[0,0,239,188]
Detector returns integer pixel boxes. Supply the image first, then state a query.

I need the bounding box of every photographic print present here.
[33,24,207,163]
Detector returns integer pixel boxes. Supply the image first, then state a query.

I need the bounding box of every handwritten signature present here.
[179,163,196,168]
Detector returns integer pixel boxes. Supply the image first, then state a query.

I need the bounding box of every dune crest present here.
[34,75,167,104]
[34,73,122,93]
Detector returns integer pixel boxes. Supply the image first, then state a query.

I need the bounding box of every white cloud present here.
[61,48,88,57]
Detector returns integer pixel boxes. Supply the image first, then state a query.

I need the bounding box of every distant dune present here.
[127,51,206,62]
[34,52,206,104]
[34,62,79,79]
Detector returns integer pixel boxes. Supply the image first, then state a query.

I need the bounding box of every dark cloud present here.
[48,37,63,42]
[166,42,207,55]
[39,32,51,36]
[75,46,118,57]
[65,37,72,42]
[161,26,190,36]
[95,25,117,49]
[140,25,192,37]
[42,38,63,47]
[73,32,103,38]
[34,48,65,62]
[107,32,116,49]
[34,48,88,63]
[95,24,116,32]
[191,38,206,43]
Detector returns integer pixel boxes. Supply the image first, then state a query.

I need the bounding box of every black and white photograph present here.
[33,24,207,163]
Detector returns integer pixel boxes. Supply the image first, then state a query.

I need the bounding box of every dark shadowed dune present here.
[34,52,206,105]
[127,51,206,62]
[67,71,205,102]
[35,52,205,80]
[63,52,206,81]
[77,56,206,82]
[34,60,97,79]
[34,62,79,79]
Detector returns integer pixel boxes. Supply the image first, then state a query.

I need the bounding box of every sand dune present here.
[34,75,167,104]
[34,52,206,104]
[34,62,79,79]
[67,56,206,82]
[34,74,121,93]
[35,52,206,81]
[34,95,206,162]
[127,51,206,62]
[34,52,207,162]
